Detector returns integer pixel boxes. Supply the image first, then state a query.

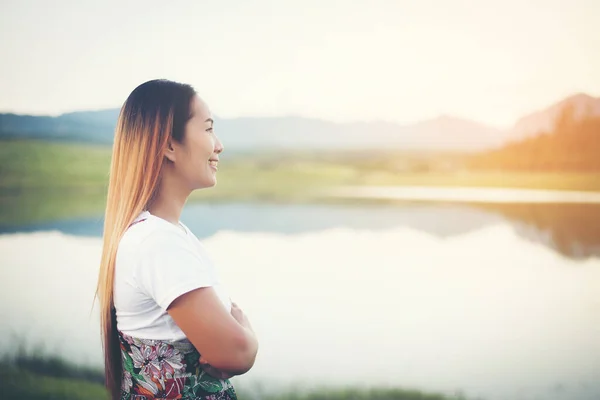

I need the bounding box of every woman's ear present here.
[164,139,177,163]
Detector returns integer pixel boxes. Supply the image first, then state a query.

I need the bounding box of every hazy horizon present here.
[1,91,598,130]
[1,0,599,129]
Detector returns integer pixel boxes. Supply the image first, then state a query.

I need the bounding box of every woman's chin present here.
[195,177,217,190]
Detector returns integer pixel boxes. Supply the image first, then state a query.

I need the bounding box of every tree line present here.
[469,106,600,172]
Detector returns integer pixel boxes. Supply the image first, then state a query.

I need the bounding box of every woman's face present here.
[171,95,223,190]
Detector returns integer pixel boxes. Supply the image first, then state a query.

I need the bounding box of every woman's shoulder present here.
[119,213,189,257]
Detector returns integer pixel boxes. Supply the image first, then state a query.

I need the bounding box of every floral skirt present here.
[118,330,237,400]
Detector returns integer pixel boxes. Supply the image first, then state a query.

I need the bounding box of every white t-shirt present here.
[114,210,232,341]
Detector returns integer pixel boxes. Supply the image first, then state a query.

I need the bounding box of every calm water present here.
[1,200,599,400]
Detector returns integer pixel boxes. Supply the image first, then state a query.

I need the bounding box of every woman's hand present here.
[230,302,254,331]
[197,301,255,379]
[169,289,258,375]
[199,356,235,379]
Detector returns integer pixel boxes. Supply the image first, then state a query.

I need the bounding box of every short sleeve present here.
[134,230,214,310]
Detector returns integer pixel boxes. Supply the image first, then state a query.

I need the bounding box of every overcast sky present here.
[1,0,598,127]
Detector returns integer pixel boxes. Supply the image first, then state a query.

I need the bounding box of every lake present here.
[1,198,599,400]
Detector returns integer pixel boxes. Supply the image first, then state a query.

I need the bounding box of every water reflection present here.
[474,203,600,259]
[1,221,599,400]
[3,201,600,260]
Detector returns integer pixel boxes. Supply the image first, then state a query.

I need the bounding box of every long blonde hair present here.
[94,79,196,399]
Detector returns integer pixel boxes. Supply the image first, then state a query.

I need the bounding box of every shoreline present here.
[325,185,600,204]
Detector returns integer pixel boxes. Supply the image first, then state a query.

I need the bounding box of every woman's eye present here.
[206,128,213,133]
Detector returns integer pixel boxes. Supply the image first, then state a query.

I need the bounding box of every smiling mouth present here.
[209,160,218,170]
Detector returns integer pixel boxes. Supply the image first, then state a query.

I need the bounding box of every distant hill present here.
[214,115,502,151]
[2,92,599,152]
[0,109,120,144]
[0,109,501,151]
[506,93,600,142]
[470,104,600,172]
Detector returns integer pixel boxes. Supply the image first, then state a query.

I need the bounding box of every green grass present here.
[0,358,473,400]
[0,366,473,400]
[1,138,600,226]
[0,189,107,226]
[245,383,473,400]
[0,342,474,400]
[344,170,600,191]
[0,364,109,400]
[0,139,111,190]
[0,345,107,399]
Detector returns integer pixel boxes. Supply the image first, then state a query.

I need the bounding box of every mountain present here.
[409,115,504,149]
[60,109,121,128]
[214,115,503,151]
[507,93,600,142]
[0,110,501,152]
[469,94,600,172]
[4,93,597,152]
[0,109,121,143]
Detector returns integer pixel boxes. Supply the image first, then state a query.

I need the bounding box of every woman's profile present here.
[95,79,258,400]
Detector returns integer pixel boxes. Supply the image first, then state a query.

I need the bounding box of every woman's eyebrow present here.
[205,118,214,124]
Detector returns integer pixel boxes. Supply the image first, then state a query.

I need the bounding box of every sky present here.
[0,0,598,128]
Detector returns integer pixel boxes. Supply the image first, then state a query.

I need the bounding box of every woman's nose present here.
[215,136,224,154]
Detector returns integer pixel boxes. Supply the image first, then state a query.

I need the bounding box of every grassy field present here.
[0,352,473,400]
[1,138,599,226]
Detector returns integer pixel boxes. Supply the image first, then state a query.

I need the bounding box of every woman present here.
[95,79,258,400]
